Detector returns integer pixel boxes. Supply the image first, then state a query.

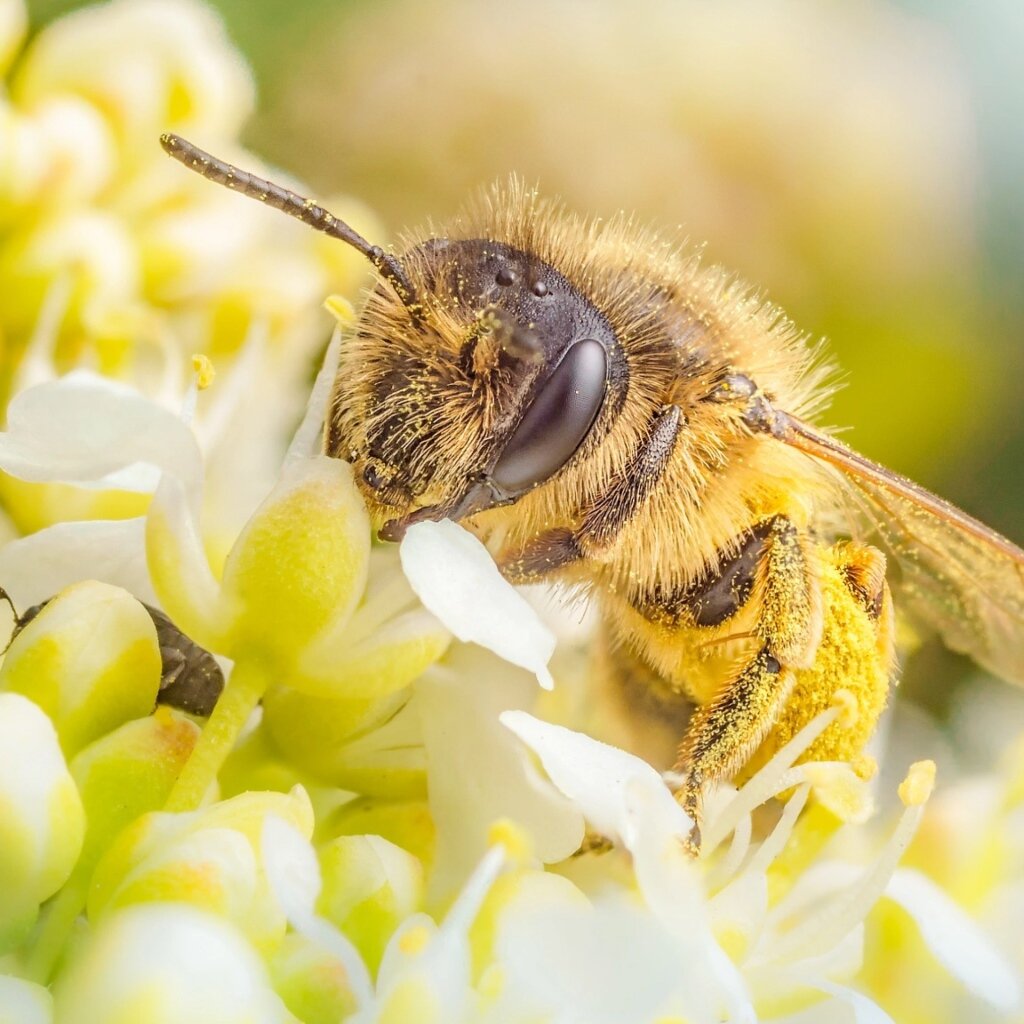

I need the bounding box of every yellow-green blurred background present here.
[18,0,1024,708]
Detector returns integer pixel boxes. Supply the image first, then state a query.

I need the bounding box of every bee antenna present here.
[0,585,17,621]
[159,133,419,311]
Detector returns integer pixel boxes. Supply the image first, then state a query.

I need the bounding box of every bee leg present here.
[498,405,684,583]
[672,517,819,851]
[676,652,796,851]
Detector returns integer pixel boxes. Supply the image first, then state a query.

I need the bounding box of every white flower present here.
[501,704,1018,1022]
[52,903,291,1024]
[13,0,254,146]
[0,693,85,950]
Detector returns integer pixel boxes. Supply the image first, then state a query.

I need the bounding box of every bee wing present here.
[782,417,1024,684]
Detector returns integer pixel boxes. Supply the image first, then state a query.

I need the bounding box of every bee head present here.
[329,238,623,539]
[155,137,626,541]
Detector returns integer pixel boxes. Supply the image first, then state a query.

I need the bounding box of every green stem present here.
[164,657,270,812]
[24,872,89,984]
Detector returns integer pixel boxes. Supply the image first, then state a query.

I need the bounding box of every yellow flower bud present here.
[325,797,435,868]
[268,932,360,1024]
[54,903,289,1024]
[218,457,370,666]
[88,786,314,952]
[263,686,426,799]
[69,707,200,868]
[0,693,85,950]
[0,581,161,756]
[318,834,424,972]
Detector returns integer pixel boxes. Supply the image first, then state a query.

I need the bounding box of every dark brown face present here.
[330,238,628,539]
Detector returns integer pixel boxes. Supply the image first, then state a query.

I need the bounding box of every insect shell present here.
[161,134,1024,850]
[3,587,224,717]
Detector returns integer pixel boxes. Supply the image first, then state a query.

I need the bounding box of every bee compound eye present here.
[491,338,608,494]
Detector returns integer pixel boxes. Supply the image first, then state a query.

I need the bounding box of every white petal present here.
[260,815,374,1011]
[0,371,201,497]
[497,896,689,1024]
[809,981,896,1024]
[0,518,155,607]
[261,814,322,924]
[146,474,229,646]
[886,868,1021,1013]
[420,657,584,899]
[400,519,555,689]
[0,975,52,1024]
[500,709,687,851]
[286,329,340,464]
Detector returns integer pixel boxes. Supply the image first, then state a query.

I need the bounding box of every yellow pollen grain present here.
[488,817,532,863]
[324,294,356,325]
[397,924,431,956]
[191,353,216,390]
[899,759,936,807]
[832,688,858,729]
[852,753,878,781]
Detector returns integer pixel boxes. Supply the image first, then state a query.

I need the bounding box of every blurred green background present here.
[21,0,1024,707]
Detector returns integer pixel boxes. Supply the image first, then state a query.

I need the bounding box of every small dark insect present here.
[2,588,224,717]
[160,132,1024,852]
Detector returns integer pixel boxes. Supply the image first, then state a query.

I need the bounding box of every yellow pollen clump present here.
[191,354,216,390]
[898,759,937,807]
[488,817,532,864]
[324,294,356,326]
[397,924,432,956]
[852,753,878,781]
[831,688,859,729]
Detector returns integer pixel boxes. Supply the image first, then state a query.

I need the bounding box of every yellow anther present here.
[852,753,878,781]
[191,353,216,390]
[324,294,356,325]
[487,817,532,863]
[898,759,936,807]
[478,965,506,1000]
[804,764,872,824]
[832,688,858,729]
[397,924,431,956]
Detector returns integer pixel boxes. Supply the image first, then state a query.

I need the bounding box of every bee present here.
[161,133,1024,849]
[1,587,224,717]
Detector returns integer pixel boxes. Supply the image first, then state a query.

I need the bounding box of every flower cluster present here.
[0,2,1021,1022]
[0,0,376,549]
[0,327,1018,1022]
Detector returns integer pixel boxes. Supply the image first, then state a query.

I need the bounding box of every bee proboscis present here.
[161,133,1024,850]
